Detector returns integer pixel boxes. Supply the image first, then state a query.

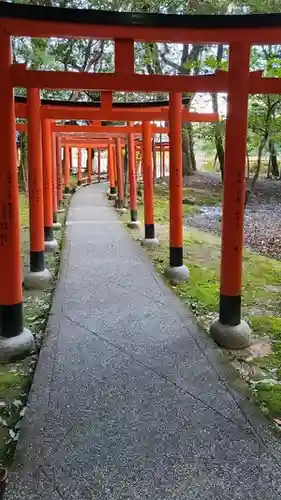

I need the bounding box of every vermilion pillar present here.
[141,121,159,247]
[115,137,125,211]
[64,145,71,193]
[0,28,34,358]
[87,147,92,185]
[162,148,166,179]
[97,150,101,182]
[165,93,189,283]
[159,140,163,178]
[52,132,58,225]
[77,147,82,186]
[56,136,64,211]
[113,144,117,189]
[210,43,251,349]
[127,124,140,229]
[24,88,51,289]
[42,119,58,253]
[108,140,116,199]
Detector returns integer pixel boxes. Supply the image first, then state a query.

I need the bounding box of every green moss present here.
[154,199,169,224]
[137,190,281,419]
[182,187,222,206]
[0,365,30,466]
[255,385,281,418]
[178,263,219,314]
[251,316,281,337]
[0,369,26,401]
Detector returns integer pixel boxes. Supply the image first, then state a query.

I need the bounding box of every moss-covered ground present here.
[121,181,281,421]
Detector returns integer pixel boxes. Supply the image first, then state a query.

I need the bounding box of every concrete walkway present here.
[6,184,281,500]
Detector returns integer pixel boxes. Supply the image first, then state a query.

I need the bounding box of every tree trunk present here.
[211,92,224,182]
[251,142,265,189]
[188,123,196,172]
[210,45,225,182]
[268,140,279,177]
[182,124,196,186]
[18,133,28,195]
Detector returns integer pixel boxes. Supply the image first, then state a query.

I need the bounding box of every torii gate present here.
[1,2,281,361]
[16,100,219,272]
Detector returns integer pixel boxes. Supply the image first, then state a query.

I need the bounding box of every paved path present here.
[5,184,281,500]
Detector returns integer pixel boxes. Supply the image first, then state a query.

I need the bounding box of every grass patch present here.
[0,190,69,469]
[182,187,222,206]
[148,227,281,418]
[123,181,281,420]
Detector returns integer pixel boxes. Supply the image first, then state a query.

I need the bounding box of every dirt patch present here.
[184,172,281,261]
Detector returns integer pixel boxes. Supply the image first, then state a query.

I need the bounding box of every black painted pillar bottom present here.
[44,226,54,242]
[58,200,64,210]
[64,186,70,194]
[130,209,138,222]
[145,224,155,239]
[110,186,117,195]
[0,303,23,338]
[53,212,58,224]
[170,247,183,268]
[219,294,241,326]
[30,250,45,273]
[78,180,82,186]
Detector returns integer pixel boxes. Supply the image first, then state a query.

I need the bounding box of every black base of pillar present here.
[58,200,64,210]
[0,303,23,338]
[130,209,138,222]
[30,251,45,273]
[53,212,58,224]
[110,186,117,194]
[78,180,82,186]
[44,226,54,242]
[219,294,241,326]
[170,247,183,267]
[145,224,155,239]
[64,186,70,194]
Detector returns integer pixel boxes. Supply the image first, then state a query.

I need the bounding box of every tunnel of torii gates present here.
[1,4,281,362]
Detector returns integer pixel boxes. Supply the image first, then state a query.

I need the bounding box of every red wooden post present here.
[210,43,251,349]
[56,136,64,211]
[51,132,58,225]
[97,149,101,182]
[113,143,118,190]
[115,137,125,211]
[24,88,51,289]
[42,119,58,252]
[0,27,34,359]
[142,121,159,246]
[127,123,140,229]
[77,147,82,186]
[165,93,189,282]
[108,140,116,199]
[87,147,92,185]
[64,145,71,193]
[159,137,163,178]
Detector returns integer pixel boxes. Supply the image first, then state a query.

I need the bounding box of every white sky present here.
[192,93,227,117]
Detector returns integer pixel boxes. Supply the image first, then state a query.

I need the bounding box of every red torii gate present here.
[2,2,281,361]
[17,105,218,237]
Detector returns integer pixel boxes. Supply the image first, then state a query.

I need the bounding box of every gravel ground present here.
[184,173,281,260]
